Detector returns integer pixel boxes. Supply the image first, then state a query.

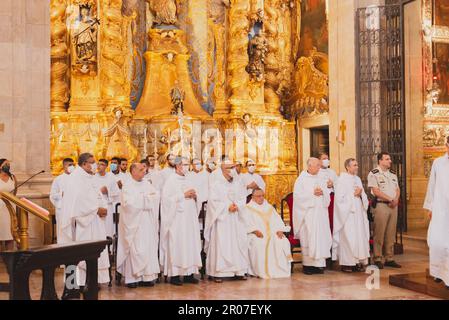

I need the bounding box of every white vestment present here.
[116,178,160,284]
[293,170,332,267]
[50,172,72,243]
[94,172,120,238]
[332,172,370,266]
[160,173,202,277]
[245,200,292,279]
[241,172,266,196]
[188,170,210,213]
[145,168,162,190]
[159,166,175,190]
[205,169,249,277]
[61,167,110,285]
[318,168,339,193]
[424,153,449,285]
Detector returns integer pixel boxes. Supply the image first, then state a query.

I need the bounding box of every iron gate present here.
[355,3,407,236]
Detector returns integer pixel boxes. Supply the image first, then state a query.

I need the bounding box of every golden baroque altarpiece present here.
[50,0,329,206]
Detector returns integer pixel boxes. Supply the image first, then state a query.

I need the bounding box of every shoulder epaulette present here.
[371,169,379,174]
[390,169,396,174]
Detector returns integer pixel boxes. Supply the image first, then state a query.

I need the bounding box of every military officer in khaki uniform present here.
[367,152,402,269]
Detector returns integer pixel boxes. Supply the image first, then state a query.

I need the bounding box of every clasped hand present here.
[184,189,197,200]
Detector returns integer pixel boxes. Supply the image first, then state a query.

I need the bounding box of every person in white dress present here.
[0,158,17,251]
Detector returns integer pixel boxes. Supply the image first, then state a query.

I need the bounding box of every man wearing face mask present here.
[60,153,110,297]
[160,157,202,286]
[94,159,120,238]
[110,157,121,175]
[205,156,249,283]
[318,152,339,236]
[0,158,17,251]
[159,154,176,190]
[241,159,266,198]
[318,152,339,192]
[49,158,75,244]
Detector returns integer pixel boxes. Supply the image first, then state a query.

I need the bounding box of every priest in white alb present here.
[246,188,292,279]
[332,158,370,273]
[94,159,120,238]
[116,163,161,288]
[188,158,210,214]
[160,156,202,286]
[293,157,332,275]
[205,157,249,282]
[159,154,176,190]
[49,157,75,244]
[60,153,110,293]
[424,136,449,289]
[241,159,266,198]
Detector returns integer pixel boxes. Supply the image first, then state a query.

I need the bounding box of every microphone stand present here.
[11,170,46,195]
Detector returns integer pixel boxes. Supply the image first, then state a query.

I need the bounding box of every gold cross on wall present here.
[339,120,347,143]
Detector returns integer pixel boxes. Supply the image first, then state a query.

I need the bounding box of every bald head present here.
[307,157,321,175]
[130,163,146,181]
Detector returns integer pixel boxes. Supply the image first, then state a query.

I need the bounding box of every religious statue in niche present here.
[70,1,99,75]
[147,0,178,26]
[170,85,185,115]
[246,34,268,82]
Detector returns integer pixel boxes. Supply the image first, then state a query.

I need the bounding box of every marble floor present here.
[0,247,439,300]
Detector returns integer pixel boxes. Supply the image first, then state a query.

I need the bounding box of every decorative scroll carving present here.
[50,0,69,112]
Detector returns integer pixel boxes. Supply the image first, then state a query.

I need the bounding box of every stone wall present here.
[0,0,52,246]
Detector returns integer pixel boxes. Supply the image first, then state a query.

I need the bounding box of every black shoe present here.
[126,282,138,289]
[341,266,353,273]
[303,266,314,275]
[139,281,155,287]
[213,277,223,283]
[355,264,366,272]
[434,278,443,283]
[170,276,183,286]
[384,260,402,268]
[234,275,247,281]
[183,275,199,284]
[315,267,325,274]
[373,261,384,269]
[61,287,80,300]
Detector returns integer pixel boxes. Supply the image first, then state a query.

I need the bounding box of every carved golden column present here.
[50,0,69,113]
[264,0,282,115]
[227,0,251,115]
[100,0,133,112]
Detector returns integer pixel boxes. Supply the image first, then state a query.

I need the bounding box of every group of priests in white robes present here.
[293,157,371,275]
[50,152,293,297]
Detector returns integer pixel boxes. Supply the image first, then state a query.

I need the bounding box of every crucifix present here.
[339,120,347,144]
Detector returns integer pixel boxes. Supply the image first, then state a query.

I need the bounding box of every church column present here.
[404,0,427,230]
[263,0,283,116]
[328,0,359,172]
[99,0,133,113]
[227,0,251,115]
[50,0,69,113]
